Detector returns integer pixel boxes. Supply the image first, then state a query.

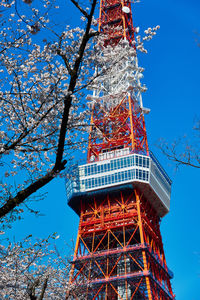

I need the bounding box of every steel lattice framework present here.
[69,189,174,299]
[67,0,175,299]
[87,95,149,162]
[99,0,134,46]
[87,0,148,162]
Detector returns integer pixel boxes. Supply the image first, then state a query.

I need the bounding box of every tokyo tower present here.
[66,0,175,299]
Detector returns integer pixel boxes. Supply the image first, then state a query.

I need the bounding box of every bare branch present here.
[158,135,200,169]
[70,0,89,19]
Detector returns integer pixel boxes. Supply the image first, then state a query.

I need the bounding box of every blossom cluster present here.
[0,0,96,220]
[0,235,87,299]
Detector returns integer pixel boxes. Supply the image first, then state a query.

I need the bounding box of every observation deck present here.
[66,149,172,218]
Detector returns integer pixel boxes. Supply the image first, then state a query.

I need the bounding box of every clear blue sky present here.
[5,0,200,299]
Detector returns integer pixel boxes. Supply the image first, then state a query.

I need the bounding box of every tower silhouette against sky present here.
[66,0,175,299]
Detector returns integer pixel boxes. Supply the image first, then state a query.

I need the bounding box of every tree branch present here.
[54,0,97,170]
[0,0,97,219]
[70,0,89,19]
[38,277,48,300]
[158,140,200,169]
[0,162,66,218]
[56,48,73,76]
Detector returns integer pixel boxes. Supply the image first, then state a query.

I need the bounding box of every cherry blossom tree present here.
[0,235,87,299]
[0,0,98,224]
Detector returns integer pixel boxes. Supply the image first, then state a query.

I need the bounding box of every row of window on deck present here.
[80,155,150,177]
[80,169,149,191]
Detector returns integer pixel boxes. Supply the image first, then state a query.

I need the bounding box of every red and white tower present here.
[66,0,175,299]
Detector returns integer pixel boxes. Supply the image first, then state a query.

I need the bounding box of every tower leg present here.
[135,189,152,300]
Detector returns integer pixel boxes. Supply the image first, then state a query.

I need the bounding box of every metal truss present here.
[69,189,175,299]
[87,0,149,162]
[99,0,135,46]
[87,94,149,162]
